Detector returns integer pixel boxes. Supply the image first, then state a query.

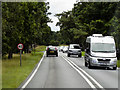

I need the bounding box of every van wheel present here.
[68,53,70,57]
[113,66,117,70]
[85,62,87,67]
[88,62,92,69]
[78,54,81,58]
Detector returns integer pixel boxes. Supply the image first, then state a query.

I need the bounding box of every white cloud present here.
[47,0,77,31]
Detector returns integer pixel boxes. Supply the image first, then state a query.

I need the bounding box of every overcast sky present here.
[47,0,77,32]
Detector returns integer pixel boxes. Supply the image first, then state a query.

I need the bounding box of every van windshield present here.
[92,43,115,53]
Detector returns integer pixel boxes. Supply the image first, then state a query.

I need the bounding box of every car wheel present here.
[85,62,87,67]
[68,53,70,57]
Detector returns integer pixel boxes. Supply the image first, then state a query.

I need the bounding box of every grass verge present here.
[2,46,46,88]
[35,45,46,52]
[117,60,120,68]
[82,51,85,56]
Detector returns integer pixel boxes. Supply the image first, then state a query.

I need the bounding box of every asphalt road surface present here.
[20,52,119,89]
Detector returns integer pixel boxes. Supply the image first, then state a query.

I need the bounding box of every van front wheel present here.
[85,62,87,67]
[68,53,70,57]
[113,66,117,70]
[88,62,92,69]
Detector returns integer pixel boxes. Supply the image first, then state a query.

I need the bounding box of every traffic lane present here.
[25,55,50,88]
[60,52,118,88]
[44,55,91,88]
[25,54,91,88]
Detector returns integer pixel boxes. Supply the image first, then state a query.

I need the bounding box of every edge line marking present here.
[21,51,46,89]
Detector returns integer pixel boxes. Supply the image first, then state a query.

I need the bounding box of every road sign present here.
[17,43,24,50]
[17,43,24,67]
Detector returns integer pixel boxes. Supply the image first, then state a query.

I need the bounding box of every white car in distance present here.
[63,46,68,53]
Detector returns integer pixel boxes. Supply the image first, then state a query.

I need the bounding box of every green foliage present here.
[2,2,51,58]
[56,2,119,49]
[117,60,120,67]
[2,45,46,88]
[2,52,43,88]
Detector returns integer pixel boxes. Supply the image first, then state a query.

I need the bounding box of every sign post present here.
[17,43,24,67]
[20,50,22,66]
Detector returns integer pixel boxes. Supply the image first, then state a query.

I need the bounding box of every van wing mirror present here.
[117,49,120,53]
[86,48,89,53]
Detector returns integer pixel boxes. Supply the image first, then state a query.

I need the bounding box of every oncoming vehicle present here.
[63,46,68,53]
[85,34,117,70]
[46,46,58,57]
[67,44,82,57]
[59,46,64,52]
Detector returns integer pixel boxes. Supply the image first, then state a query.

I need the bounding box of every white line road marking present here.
[21,51,46,89]
[62,55,105,89]
[62,56,96,89]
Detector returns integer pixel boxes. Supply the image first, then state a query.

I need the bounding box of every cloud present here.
[47,0,76,31]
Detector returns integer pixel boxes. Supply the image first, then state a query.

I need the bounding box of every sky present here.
[47,0,77,32]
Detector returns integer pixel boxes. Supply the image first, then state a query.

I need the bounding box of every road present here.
[20,52,119,89]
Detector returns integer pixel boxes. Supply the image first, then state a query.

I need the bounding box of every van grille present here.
[97,59,110,61]
[97,59,110,63]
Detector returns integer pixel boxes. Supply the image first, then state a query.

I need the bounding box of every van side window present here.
[86,43,90,54]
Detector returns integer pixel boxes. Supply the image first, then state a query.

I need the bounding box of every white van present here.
[85,34,117,70]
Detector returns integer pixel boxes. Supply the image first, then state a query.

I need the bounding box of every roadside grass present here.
[35,45,46,52]
[60,45,68,46]
[117,60,120,68]
[2,46,46,88]
[82,51,85,56]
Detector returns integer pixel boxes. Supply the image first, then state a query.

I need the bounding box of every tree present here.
[2,2,51,59]
[56,2,119,49]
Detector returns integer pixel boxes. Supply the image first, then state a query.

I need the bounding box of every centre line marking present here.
[62,55,105,90]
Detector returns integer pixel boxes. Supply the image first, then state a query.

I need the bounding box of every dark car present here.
[67,44,82,57]
[46,46,58,57]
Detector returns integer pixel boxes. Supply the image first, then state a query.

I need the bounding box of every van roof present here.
[86,36,115,44]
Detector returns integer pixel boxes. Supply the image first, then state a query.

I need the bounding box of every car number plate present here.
[50,51,54,53]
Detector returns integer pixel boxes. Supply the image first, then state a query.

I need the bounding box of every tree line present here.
[56,2,120,50]
[2,2,120,59]
[2,2,53,59]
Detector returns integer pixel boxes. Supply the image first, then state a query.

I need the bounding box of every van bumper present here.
[91,63,117,67]
[90,57,117,67]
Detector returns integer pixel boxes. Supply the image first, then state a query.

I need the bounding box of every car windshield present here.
[70,45,80,49]
[92,43,115,53]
